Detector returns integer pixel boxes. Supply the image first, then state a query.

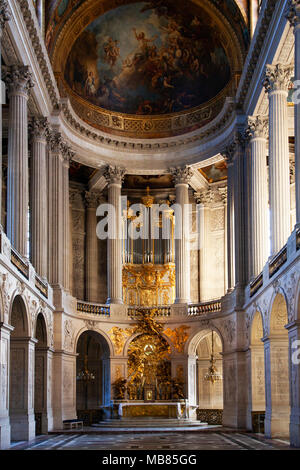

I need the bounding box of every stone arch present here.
[34,312,49,434]
[34,311,49,346]
[186,325,225,357]
[264,292,290,438]
[123,330,173,357]
[76,329,111,420]
[9,294,35,441]
[10,294,30,337]
[73,326,114,357]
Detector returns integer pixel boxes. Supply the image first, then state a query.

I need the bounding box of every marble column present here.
[223,143,235,291]
[247,115,269,277]
[104,166,125,305]
[171,166,192,304]
[62,148,73,291]
[0,1,10,228]
[85,190,102,302]
[264,63,293,254]
[47,131,73,289]
[287,1,300,227]
[3,65,34,256]
[29,117,49,278]
[232,132,248,288]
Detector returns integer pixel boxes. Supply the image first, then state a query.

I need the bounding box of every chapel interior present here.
[0,0,300,450]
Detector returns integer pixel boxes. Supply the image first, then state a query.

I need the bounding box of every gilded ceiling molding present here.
[61,96,236,152]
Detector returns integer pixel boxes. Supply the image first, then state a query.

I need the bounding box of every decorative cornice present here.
[16,0,60,110]
[236,0,277,109]
[60,96,235,153]
[263,63,294,93]
[246,115,269,140]
[29,116,49,141]
[104,166,126,185]
[0,0,10,31]
[170,166,193,186]
[286,0,300,26]
[2,64,34,96]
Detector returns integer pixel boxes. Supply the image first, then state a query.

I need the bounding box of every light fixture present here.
[76,355,95,382]
[204,331,222,384]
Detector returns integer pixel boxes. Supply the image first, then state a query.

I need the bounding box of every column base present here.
[10,412,35,441]
[106,298,123,305]
[174,299,190,304]
[0,417,11,449]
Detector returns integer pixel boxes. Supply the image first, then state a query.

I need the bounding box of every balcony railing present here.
[250,272,263,298]
[11,247,29,279]
[35,274,48,299]
[188,300,221,316]
[77,301,110,316]
[269,244,287,278]
[128,306,171,317]
[297,227,300,251]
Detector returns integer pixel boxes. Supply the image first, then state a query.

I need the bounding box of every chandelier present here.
[204,331,222,384]
[76,355,95,382]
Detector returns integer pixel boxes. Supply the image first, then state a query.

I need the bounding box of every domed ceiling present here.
[48,0,249,138]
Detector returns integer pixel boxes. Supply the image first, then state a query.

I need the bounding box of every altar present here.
[115,401,188,419]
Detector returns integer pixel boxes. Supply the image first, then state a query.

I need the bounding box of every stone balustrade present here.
[188,301,222,316]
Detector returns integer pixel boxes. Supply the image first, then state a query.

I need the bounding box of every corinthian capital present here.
[286,0,300,26]
[263,63,293,93]
[104,165,126,185]
[170,166,193,185]
[85,191,103,208]
[47,130,75,164]
[0,0,10,30]
[222,141,236,165]
[246,115,269,140]
[29,116,49,141]
[3,65,34,96]
[195,186,227,205]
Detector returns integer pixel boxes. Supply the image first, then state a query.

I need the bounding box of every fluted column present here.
[171,166,192,304]
[0,2,10,229]
[104,166,125,304]
[62,148,73,291]
[223,143,235,291]
[29,117,49,278]
[3,65,34,256]
[264,63,293,254]
[247,115,269,277]
[85,190,102,302]
[47,131,73,288]
[232,132,248,288]
[287,1,300,227]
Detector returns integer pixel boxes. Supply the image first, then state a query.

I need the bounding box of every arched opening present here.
[76,330,110,425]
[9,295,35,441]
[250,311,265,433]
[34,313,48,435]
[195,330,223,425]
[265,293,290,438]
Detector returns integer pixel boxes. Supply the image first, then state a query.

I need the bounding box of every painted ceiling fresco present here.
[199,160,227,183]
[64,1,232,115]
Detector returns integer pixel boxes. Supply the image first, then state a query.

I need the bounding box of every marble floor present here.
[9,431,293,450]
